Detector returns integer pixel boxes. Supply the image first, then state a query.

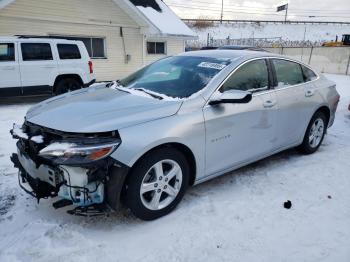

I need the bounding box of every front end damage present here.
[10,121,129,216]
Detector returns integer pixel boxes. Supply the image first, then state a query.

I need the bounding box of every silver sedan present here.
[11,50,340,220]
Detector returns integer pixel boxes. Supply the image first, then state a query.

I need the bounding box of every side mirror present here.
[209,90,252,105]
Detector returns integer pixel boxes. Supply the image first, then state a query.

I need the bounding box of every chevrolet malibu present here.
[11,50,340,220]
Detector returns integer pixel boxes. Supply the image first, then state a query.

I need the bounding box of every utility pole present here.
[220,0,223,23]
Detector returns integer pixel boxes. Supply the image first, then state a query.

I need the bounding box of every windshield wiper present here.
[107,80,132,94]
[106,80,121,88]
[133,88,164,100]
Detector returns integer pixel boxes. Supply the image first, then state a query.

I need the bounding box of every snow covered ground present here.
[0,74,349,262]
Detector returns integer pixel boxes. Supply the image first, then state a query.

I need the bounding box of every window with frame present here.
[272,59,304,88]
[21,43,53,61]
[301,65,317,82]
[221,59,269,92]
[147,42,166,55]
[51,36,106,58]
[57,44,81,59]
[0,43,15,62]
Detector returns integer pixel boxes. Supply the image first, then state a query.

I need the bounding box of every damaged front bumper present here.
[10,122,129,215]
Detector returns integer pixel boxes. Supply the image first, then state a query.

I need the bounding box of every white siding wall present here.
[0,0,144,81]
[0,0,136,26]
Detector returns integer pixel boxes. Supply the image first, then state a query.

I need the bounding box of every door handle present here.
[263,100,276,108]
[2,66,15,70]
[305,90,315,97]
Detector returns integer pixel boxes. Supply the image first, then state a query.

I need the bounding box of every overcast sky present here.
[164,0,350,22]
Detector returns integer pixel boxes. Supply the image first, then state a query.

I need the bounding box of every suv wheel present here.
[54,78,82,95]
[298,111,327,154]
[125,148,189,220]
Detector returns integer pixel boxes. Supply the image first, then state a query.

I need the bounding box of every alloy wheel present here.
[308,117,324,148]
[140,159,182,211]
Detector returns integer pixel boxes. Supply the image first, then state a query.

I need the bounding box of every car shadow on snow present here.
[0,95,50,105]
[4,147,304,228]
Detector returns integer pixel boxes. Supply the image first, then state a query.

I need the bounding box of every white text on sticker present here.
[198,62,226,70]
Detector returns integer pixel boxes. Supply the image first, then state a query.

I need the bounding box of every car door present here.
[203,58,278,176]
[19,42,57,95]
[0,41,21,96]
[270,58,311,148]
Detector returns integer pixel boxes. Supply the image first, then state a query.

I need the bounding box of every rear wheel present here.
[298,111,327,154]
[54,78,82,95]
[125,148,189,220]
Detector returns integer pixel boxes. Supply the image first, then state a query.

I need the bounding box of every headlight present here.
[39,140,120,165]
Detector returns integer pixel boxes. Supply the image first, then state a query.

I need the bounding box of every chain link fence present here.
[186,36,325,49]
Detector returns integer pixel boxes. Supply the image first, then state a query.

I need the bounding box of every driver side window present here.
[221,59,269,93]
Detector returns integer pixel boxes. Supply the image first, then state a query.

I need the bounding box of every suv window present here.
[21,43,53,61]
[301,65,317,82]
[0,43,15,61]
[272,59,304,88]
[57,44,81,59]
[221,59,269,92]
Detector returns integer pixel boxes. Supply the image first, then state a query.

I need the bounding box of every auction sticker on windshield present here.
[198,62,227,70]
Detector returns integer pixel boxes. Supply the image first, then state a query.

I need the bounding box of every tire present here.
[298,111,327,154]
[54,78,82,95]
[125,148,189,221]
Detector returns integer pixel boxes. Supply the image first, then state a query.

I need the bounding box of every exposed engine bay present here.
[10,121,128,216]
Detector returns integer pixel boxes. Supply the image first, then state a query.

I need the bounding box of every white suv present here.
[0,37,96,97]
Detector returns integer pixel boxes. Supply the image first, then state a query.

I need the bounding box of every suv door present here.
[0,42,21,96]
[203,59,278,176]
[19,42,58,95]
[270,58,310,148]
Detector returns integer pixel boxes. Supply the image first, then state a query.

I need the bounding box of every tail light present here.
[88,61,93,74]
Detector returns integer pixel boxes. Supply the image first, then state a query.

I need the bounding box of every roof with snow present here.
[127,0,196,38]
[0,0,197,39]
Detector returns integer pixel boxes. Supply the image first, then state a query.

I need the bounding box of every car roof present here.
[180,50,279,61]
[218,45,267,51]
[0,36,82,44]
[218,45,255,49]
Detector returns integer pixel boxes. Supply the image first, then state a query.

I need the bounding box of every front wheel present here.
[298,111,327,154]
[125,148,189,220]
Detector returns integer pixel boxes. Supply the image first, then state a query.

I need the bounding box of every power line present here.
[167,3,350,18]
[165,0,350,13]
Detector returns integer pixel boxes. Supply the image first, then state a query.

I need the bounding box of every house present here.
[0,0,196,81]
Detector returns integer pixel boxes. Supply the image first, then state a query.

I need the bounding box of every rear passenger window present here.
[272,59,304,88]
[301,65,317,82]
[0,43,15,61]
[21,43,53,61]
[221,59,269,92]
[57,44,81,59]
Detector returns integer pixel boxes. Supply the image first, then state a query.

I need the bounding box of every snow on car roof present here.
[180,50,275,60]
[128,0,196,38]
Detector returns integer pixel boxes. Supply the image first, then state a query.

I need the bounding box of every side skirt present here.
[194,141,302,185]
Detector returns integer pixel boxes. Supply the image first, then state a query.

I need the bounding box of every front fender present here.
[109,110,206,182]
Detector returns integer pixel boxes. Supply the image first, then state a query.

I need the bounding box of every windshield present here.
[118,56,231,98]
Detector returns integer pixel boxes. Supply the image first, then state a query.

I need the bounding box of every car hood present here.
[26,85,182,133]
